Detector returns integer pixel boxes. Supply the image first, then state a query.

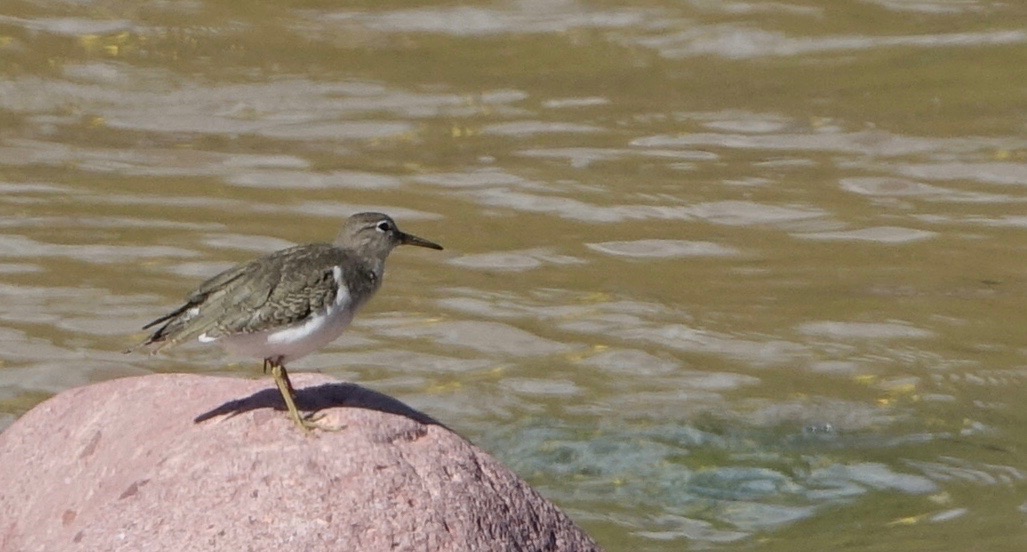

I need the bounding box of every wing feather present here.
[130,243,349,352]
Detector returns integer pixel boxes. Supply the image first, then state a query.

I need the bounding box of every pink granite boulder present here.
[0,374,602,552]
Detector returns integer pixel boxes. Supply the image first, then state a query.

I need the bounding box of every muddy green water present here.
[1,1,1026,550]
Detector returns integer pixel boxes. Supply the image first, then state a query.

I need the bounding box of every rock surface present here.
[0,374,601,552]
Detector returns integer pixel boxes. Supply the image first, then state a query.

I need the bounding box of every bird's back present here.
[137,243,377,352]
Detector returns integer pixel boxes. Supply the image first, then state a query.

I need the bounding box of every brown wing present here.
[130,243,348,352]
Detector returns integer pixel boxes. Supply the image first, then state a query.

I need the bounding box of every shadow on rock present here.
[193,382,445,429]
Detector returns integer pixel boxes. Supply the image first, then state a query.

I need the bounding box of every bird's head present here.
[335,212,443,259]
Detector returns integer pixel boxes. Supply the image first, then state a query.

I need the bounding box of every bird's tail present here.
[123,302,198,354]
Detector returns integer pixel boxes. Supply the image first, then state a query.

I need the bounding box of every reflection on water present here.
[2,0,1026,550]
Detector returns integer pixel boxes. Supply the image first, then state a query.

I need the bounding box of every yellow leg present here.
[268,361,318,432]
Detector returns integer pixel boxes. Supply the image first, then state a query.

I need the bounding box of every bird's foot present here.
[268,361,344,433]
[299,410,346,433]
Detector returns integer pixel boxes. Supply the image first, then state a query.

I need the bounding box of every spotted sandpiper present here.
[129,212,443,432]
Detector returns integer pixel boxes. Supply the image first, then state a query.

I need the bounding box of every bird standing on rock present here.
[129,212,444,432]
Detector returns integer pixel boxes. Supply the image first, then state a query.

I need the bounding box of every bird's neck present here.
[339,254,386,311]
[367,257,385,284]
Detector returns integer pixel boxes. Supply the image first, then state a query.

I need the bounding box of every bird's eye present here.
[376,220,393,232]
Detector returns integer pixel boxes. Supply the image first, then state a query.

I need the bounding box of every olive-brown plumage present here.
[130,212,443,431]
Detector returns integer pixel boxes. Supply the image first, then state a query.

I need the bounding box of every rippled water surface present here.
[2,1,1026,550]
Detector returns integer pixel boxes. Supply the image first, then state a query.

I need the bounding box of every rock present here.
[0,374,602,552]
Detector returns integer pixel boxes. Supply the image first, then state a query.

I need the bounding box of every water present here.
[1,1,1026,550]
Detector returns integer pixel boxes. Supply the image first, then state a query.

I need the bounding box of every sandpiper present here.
[129,212,443,432]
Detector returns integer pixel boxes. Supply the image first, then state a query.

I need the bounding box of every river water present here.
[1,1,1025,550]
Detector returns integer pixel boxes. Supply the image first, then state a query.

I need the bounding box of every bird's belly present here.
[217,302,356,364]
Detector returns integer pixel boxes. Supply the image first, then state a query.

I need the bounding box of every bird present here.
[128,212,444,432]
